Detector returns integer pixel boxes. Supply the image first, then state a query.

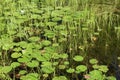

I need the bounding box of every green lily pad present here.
[36,55,48,62]
[19,70,27,75]
[63,16,73,22]
[27,73,39,78]
[66,68,75,73]
[41,62,52,67]
[52,17,62,22]
[41,66,55,74]
[60,31,68,36]
[26,60,39,68]
[106,76,116,80]
[64,61,69,65]
[28,36,40,42]
[20,73,38,80]
[76,65,87,73]
[13,47,22,52]
[52,76,68,80]
[89,59,98,64]
[42,40,51,46]
[11,62,20,68]
[53,62,59,66]
[19,41,28,48]
[58,65,66,69]
[92,64,100,69]
[2,43,13,50]
[11,52,22,58]
[73,55,84,62]
[98,65,108,73]
[0,66,12,73]
[17,57,31,63]
[59,53,68,59]
[44,32,55,38]
[52,53,60,59]
[88,70,104,80]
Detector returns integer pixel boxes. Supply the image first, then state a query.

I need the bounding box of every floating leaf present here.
[98,65,108,73]
[92,64,99,69]
[46,22,57,26]
[52,53,60,59]
[41,66,55,74]
[11,52,22,58]
[62,6,71,11]
[13,47,22,52]
[19,70,27,75]
[44,31,55,38]
[0,66,12,73]
[66,68,75,73]
[2,43,13,50]
[52,17,62,22]
[64,61,69,65]
[52,43,59,47]
[11,62,20,68]
[73,55,84,62]
[76,65,87,73]
[53,62,59,66]
[28,36,40,42]
[88,70,103,80]
[51,10,63,17]
[41,62,52,67]
[63,16,73,22]
[59,53,68,59]
[42,40,51,46]
[89,59,98,64]
[20,73,38,80]
[55,25,66,30]
[58,38,67,42]
[42,53,51,61]
[19,41,28,48]
[60,31,68,36]
[17,57,31,63]
[36,55,47,62]
[106,76,116,80]
[58,65,66,69]
[26,60,39,68]
[43,74,49,78]
[52,76,68,80]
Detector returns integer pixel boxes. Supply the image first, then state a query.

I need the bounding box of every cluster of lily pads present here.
[0,0,120,80]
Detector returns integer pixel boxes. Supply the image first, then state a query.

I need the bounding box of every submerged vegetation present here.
[0,0,120,80]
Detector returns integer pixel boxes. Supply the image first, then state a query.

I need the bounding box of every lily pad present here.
[20,73,38,80]
[76,65,87,73]
[58,65,66,69]
[52,76,68,80]
[88,70,104,80]
[26,60,39,68]
[0,66,12,73]
[28,36,40,42]
[59,53,68,59]
[11,62,20,68]
[66,68,75,73]
[89,59,98,64]
[11,52,22,58]
[19,70,27,75]
[98,65,108,73]
[17,57,31,63]
[73,55,84,62]
[42,40,51,46]
[41,66,55,74]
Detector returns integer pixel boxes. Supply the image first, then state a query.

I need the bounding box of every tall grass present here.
[0,0,120,80]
